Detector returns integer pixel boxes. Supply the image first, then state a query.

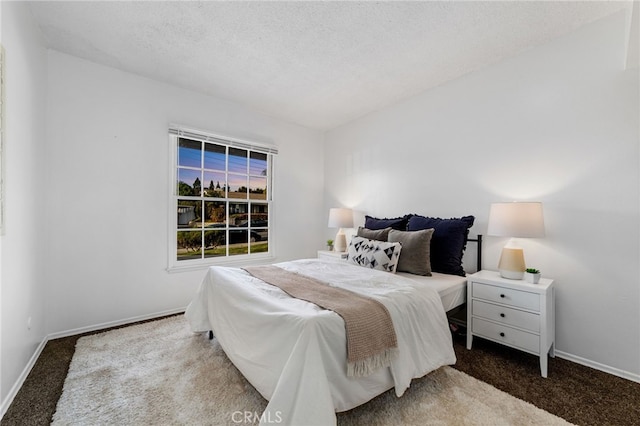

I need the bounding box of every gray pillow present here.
[357,226,392,242]
[388,228,435,276]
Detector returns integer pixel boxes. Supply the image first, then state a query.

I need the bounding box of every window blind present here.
[169,125,278,155]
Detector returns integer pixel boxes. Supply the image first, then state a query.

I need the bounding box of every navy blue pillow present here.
[407,215,475,276]
[364,215,410,231]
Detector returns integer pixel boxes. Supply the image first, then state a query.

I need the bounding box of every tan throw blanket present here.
[243,265,398,377]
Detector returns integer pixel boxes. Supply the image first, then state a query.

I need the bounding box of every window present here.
[169,126,277,270]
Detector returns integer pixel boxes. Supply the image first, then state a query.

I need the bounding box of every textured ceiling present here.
[27,1,633,130]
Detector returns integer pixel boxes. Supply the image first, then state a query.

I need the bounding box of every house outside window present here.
[168,126,277,271]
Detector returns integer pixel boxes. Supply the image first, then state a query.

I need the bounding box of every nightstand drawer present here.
[472,300,539,332]
[472,282,540,311]
[472,318,540,354]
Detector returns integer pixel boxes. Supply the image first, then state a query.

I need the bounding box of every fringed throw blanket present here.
[243,265,398,377]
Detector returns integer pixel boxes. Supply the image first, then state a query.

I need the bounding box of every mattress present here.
[396,271,467,312]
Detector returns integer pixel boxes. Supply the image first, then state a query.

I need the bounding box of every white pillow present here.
[347,236,402,273]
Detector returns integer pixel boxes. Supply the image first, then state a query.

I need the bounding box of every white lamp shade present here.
[487,202,545,238]
[328,208,354,228]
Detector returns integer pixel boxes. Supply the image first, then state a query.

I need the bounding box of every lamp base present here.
[497,247,525,280]
[334,230,347,252]
[499,269,525,280]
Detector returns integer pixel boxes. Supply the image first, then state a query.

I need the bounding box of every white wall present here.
[43,51,325,335]
[0,1,48,411]
[324,11,639,379]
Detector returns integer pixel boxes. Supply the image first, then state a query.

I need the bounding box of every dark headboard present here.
[466,234,483,272]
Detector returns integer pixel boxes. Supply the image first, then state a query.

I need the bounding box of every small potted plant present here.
[525,268,541,284]
[326,239,334,251]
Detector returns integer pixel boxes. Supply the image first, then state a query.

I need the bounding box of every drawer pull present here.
[500,313,505,318]
[499,332,505,337]
[500,294,506,298]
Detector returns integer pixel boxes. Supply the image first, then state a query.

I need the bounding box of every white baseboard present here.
[555,350,640,383]
[0,307,186,421]
[47,307,186,340]
[0,337,48,420]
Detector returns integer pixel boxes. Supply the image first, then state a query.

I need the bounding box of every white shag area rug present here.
[53,315,573,425]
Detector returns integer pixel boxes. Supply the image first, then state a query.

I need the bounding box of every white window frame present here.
[167,125,277,273]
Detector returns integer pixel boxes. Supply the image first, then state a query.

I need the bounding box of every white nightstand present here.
[466,270,555,378]
[317,250,348,260]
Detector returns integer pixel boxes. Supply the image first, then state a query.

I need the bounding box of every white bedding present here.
[185,258,456,426]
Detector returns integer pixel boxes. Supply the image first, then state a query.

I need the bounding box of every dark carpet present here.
[2,316,639,426]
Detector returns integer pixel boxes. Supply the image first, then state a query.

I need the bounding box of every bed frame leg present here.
[208,330,214,340]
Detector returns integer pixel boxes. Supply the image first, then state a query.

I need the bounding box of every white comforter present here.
[185,258,456,426]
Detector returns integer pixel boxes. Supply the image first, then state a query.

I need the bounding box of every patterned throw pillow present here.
[347,236,402,273]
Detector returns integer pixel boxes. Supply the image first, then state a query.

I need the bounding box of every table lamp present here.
[328,208,354,252]
[487,202,545,279]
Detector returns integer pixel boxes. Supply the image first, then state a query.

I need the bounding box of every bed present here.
[185,214,480,426]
